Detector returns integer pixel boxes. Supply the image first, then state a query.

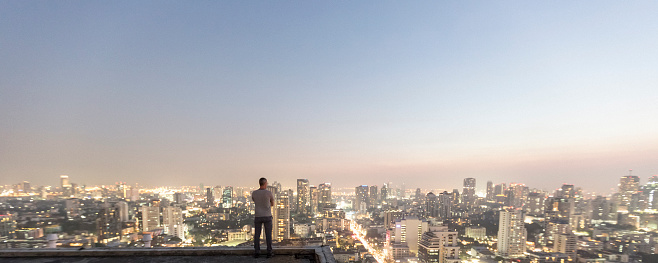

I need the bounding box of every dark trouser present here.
[254,216,273,254]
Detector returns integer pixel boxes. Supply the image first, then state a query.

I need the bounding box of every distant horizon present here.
[7,170,653,196]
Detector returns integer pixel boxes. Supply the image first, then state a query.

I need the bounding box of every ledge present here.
[0,246,336,263]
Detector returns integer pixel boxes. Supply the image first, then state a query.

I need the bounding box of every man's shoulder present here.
[252,189,271,194]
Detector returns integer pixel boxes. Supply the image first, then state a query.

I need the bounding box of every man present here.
[252,177,275,258]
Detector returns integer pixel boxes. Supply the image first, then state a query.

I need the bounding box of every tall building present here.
[462,178,476,210]
[222,186,233,208]
[506,183,528,208]
[174,192,185,203]
[556,184,576,199]
[418,225,460,263]
[486,181,494,202]
[97,206,120,243]
[297,179,310,214]
[274,190,291,241]
[641,178,658,211]
[64,198,81,219]
[309,186,319,214]
[206,187,214,204]
[384,210,404,228]
[497,210,527,258]
[590,196,616,221]
[546,197,574,221]
[60,175,71,188]
[287,189,295,214]
[116,182,128,199]
[116,201,130,222]
[163,206,186,239]
[381,184,390,200]
[213,186,223,203]
[0,214,16,238]
[426,192,438,218]
[450,189,460,209]
[370,185,379,206]
[390,217,429,255]
[438,191,452,219]
[354,185,369,213]
[22,181,31,193]
[140,205,161,232]
[494,183,506,196]
[319,183,332,210]
[619,174,640,210]
[526,192,546,216]
[265,185,290,241]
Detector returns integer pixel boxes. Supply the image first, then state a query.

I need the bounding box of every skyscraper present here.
[619,174,640,210]
[545,197,574,221]
[275,190,291,241]
[438,191,452,219]
[381,183,390,200]
[22,181,31,193]
[494,183,506,196]
[206,188,214,205]
[462,178,476,211]
[526,192,546,216]
[506,183,528,208]
[486,181,494,202]
[116,201,130,222]
[497,210,527,258]
[60,175,71,188]
[319,183,332,210]
[370,185,379,206]
[296,179,310,214]
[309,186,319,214]
[213,185,222,202]
[426,192,438,218]
[557,184,576,199]
[641,177,658,211]
[354,185,369,213]
[266,185,291,241]
[451,189,460,209]
[222,186,233,208]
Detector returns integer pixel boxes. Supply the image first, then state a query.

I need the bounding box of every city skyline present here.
[3,163,658,261]
[2,2,658,193]
[5,171,657,197]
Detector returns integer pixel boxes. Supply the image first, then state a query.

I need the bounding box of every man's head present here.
[259,177,268,188]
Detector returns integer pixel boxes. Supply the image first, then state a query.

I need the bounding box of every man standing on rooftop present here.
[252,177,275,258]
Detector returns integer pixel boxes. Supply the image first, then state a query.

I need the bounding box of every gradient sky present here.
[2,1,658,194]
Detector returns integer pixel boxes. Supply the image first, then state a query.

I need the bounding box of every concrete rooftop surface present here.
[0,247,336,263]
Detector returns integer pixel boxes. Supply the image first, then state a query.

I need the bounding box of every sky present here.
[1,1,658,194]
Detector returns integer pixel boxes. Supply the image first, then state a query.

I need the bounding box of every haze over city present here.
[2,1,658,193]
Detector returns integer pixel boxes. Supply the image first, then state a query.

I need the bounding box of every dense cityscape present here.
[2,171,657,263]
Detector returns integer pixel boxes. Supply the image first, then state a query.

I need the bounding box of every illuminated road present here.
[350,220,385,263]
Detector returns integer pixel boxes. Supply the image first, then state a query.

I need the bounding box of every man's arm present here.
[270,192,275,207]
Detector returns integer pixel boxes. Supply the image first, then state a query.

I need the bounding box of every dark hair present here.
[259,177,267,186]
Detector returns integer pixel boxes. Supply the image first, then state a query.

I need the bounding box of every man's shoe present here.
[266,252,274,258]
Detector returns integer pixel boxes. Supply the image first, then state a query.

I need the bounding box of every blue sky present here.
[1,1,658,193]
